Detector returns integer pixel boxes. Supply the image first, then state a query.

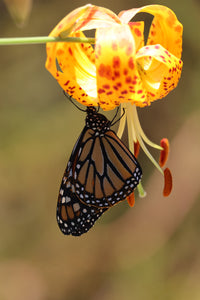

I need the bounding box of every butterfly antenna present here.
[111,107,126,126]
[63,91,86,112]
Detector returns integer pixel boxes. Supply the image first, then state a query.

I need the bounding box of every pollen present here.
[163,168,172,197]
[127,192,135,207]
[159,138,169,167]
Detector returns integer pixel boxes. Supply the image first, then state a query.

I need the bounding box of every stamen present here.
[116,104,127,139]
[128,104,163,174]
[134,141,140,158]
[127,103,137,144]
[163,168,172,197]
[132,104,162,150]
[135,132,164,175]
[127,192,135,207]
[159,138,169,167]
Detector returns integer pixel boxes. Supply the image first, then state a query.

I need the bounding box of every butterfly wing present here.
[57,175,108,236]
[56,126,109,236]
[73,129,142,208]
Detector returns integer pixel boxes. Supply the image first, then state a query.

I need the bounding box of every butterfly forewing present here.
[73,129,142,208]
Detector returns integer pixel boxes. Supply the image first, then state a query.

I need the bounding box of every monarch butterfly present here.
[57,105,142,236]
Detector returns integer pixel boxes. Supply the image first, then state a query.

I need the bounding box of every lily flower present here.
[45,4,183,199]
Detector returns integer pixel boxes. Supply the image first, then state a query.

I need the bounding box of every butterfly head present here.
[86,106,111,133]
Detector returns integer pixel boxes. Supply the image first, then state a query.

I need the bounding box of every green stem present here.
[0,36,95,46]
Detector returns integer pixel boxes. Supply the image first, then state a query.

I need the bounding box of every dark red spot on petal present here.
[121,90,128,94]
[102,84,110,89]
[134,28,142,37]
[128,57,134,69]
[68,47,73,56]
[175,25,182,32]
[137,90,143,94]
[58,24,63,30]
[64,80,70,86]
[114,70,120,77]
[113,56,120,68]
[98,88,105,94]
[98,64,112,79]
[126,76,132,83]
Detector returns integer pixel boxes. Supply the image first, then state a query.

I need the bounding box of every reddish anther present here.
[159,138,169,167]
[134,141,140,158]
[127,192,135,207]
[163,168,172,196]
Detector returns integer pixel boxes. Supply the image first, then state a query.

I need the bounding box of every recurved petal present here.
[46,31,98,106]
[95,24,148,110]
[136,44,183,103]
[119,5,183,58]
[146,6,183,58]
[49,4,121,38]
[128,22,144,51]
[46,5,122,107]
[48,5,92,38]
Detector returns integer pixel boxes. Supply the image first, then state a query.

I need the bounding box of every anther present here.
[163,168,172,197]
[134,141,140,158]
[127,192,135,207]
[159,138,169,167]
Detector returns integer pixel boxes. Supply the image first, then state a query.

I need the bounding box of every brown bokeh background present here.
[0,0,200,299]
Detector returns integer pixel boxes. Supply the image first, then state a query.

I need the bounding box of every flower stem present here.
[0,36,95,46]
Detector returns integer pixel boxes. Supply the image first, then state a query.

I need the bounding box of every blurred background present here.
[0,0,200,299]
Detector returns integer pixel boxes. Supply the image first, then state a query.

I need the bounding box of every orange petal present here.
[127,192,135,207]
[46,5,121,108]
[146,6,183,59]
[163,168,172,196]
[119,5,183,58]
[49,4,121,38]
[95,24,148,110]
[136,44,183,103]
[159,138,169,167]
[46,31,98,107]
[128,22,144,51]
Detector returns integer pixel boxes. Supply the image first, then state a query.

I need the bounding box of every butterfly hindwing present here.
[56,174,108,236]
